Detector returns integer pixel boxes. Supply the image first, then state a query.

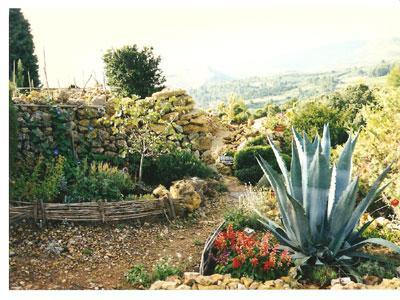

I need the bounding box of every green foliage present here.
[82,248,93,256]
[9,89,18,177]
[217,95,250,124]
[245,135,268,147]
[356,261,397,279]
[362,225,400,245]
[126,261,182,288]
[66,160,133,202]
[387,64,400,87]
[289,100,348,146]
[147,150,215,186]
[353,88,400,219]
[10,156,65,202]
[223,208,265,231]
[153,260,183,281]
[255,125,400,273]
[234,146,290,184]
[9,9,40,87]
[103,45,166,98]
[304,266,338,286]
[327,84,378,130]
[126,264,152,288]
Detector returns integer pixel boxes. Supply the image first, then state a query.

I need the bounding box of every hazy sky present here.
[21,0,400,88]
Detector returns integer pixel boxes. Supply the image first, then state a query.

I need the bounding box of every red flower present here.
[214,234,227,250]
[391,198,399,207]
[232,257,241,269]
[263,259,274,270]
[250,257,259,267]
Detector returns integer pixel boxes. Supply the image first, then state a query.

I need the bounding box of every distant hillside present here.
[190,61,397,110]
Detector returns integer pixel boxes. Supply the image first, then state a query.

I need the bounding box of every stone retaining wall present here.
[13,89,218,162]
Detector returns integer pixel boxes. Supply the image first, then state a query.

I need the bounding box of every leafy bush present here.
[212,224,292,281]
[234,146,290,184]
[326,84,378,130]
[217,95,250,124]
[289,100,348,146]
[223,208,265,231]
[304,266,337,286]
[245,135,268,147]
[126,265,152,288]
[356,261,397,279]
[66,160,133,202]
[10,156,65,202]
[353,88,400,220]
[153,260,182,281]
[362,225,400,245]
[147,150,215,186]
[126,261,182,288]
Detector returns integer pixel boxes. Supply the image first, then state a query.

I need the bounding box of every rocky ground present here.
[149,273,400,290]
[9,177,245,290]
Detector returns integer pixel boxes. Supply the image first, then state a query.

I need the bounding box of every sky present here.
[20,0,400,88]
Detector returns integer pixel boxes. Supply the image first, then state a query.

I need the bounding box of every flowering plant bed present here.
[210,224,292,281]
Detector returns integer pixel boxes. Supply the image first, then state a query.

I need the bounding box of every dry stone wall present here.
[13,89,218,161]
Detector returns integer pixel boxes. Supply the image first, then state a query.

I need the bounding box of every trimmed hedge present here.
[234,145,290,184]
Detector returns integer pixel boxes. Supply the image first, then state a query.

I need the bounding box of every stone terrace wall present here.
[13,89,218,162]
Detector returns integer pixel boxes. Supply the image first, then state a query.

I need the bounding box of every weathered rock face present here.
[169,178,206,214]
[12,89,216,161]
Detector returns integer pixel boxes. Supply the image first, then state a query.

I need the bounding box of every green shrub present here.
[362,225,400,245]
[289,100,348,147]
[245,135,268,147]
[66,160,133,202]
[234,146,290,184]
[126,264,152,288]
[356,261,397,279]
[304,266,337,286]
[153,260,182,281]
[223,208,265,231]
[148,150,215,186]
[10,155,65,202]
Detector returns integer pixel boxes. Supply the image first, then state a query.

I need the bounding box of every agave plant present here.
[255,124,400,273]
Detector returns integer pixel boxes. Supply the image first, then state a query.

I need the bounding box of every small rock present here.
[241,277,253,288]
[149,280,164,290]
[183,272,199,285]
[197,284,224,290]
[363,275,382,285]
[331,277,352,286]
[176,284,191,290]
[237,283,247,290]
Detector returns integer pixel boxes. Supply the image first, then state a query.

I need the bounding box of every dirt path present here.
[9,177,246,290]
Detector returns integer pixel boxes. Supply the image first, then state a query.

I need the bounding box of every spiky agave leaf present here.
[255,124,400,268]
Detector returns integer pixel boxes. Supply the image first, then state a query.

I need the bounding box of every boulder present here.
[152,185,170,200]
[169,178,206,213]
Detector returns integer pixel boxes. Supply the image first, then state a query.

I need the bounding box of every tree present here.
[327,84,377,130]
[102,97,174,183]
[290,100,348,147]
[9,9,40,87]
[387,64,400,88]
[103,45,166,98]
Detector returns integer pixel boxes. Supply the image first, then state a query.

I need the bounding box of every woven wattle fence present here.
[9,198,176,223]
